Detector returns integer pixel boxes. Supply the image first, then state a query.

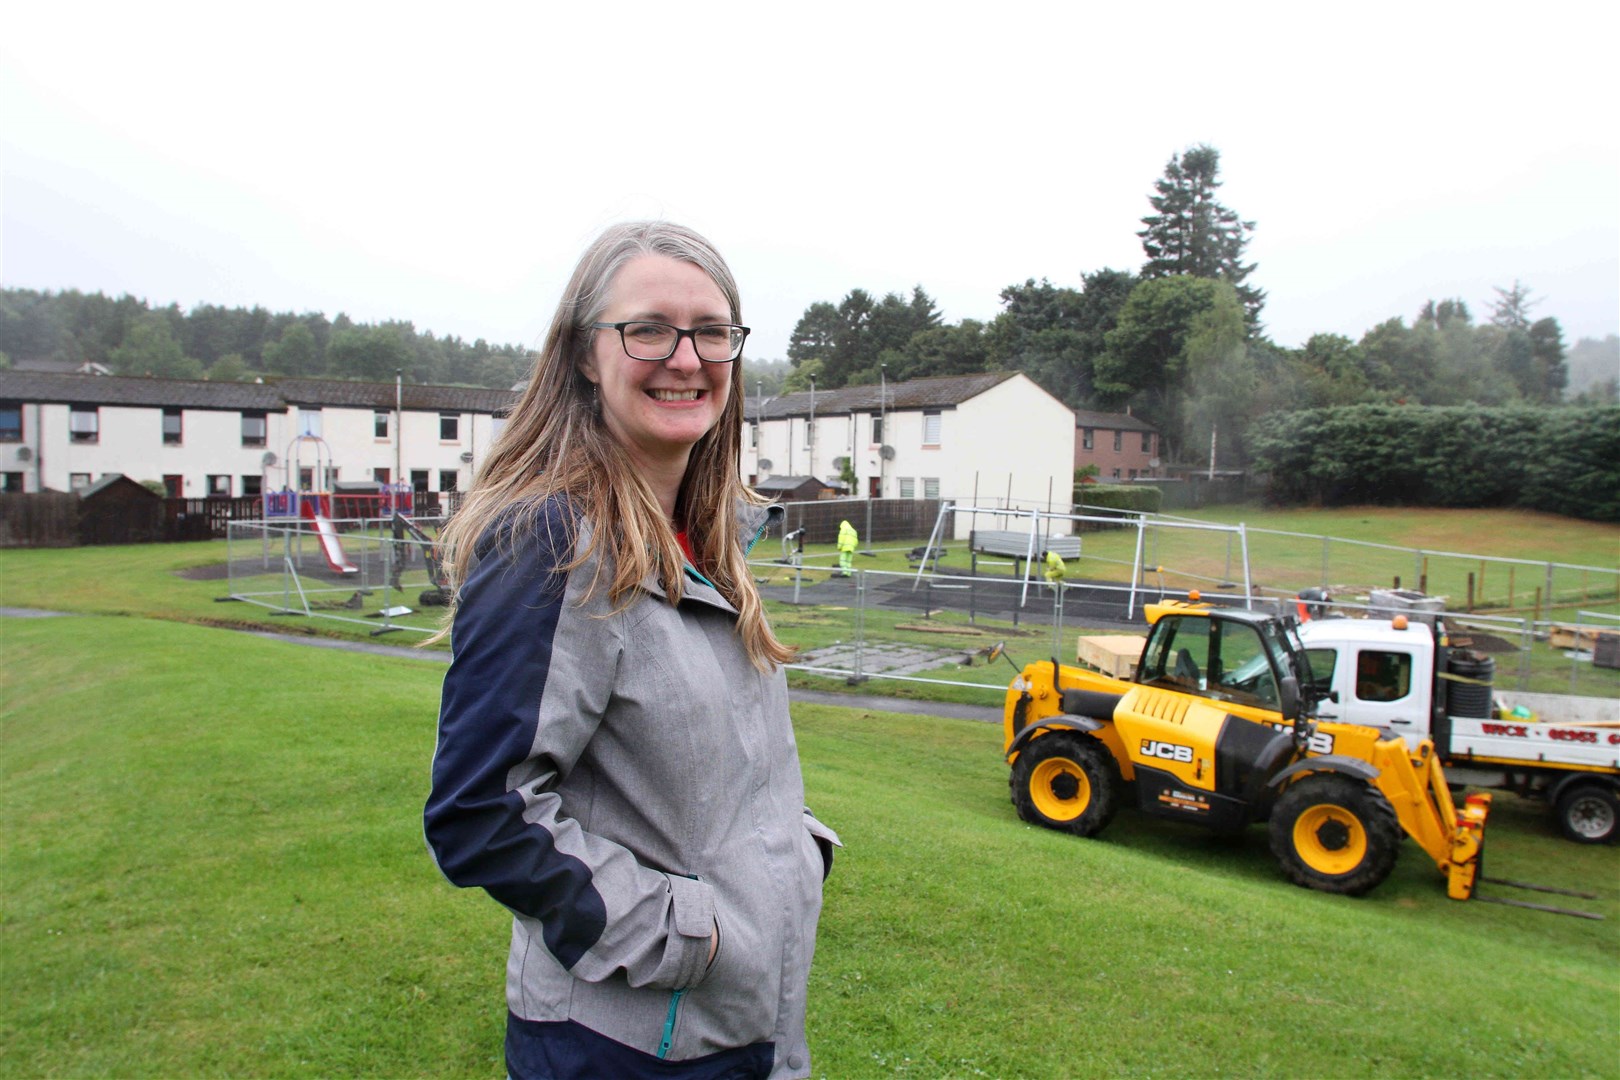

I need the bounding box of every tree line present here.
[0,290,532,389]
[783,145,1617,469]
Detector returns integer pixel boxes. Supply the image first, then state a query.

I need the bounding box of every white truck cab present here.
[1296,614,1620,842]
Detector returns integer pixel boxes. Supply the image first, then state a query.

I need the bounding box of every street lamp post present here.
[808,375,816,479]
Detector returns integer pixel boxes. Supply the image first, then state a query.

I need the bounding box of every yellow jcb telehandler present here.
[1001,598,1491,899]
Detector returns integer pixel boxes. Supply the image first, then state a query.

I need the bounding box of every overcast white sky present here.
[3,2,1616,367]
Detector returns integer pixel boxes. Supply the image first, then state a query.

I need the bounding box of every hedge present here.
[1074,484,1162,518]
[1245,405,1620,522]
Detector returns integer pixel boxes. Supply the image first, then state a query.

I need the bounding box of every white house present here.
[741,371,1076,539]
[4,370,1077,540]
[0,371,515,503]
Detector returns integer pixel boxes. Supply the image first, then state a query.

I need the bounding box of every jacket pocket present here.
[803,809,843,880]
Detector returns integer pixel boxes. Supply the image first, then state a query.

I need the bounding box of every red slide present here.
[300,499,359,575]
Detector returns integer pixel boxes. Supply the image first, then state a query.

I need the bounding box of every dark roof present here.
[11,358,112,375]
[0,371,518,415]
[1073,408,1157,433]
[745,371,1021,421]
[0,371,284,410]
[270,378,518,414]
[753,475,829,492]
[78,473,159,500]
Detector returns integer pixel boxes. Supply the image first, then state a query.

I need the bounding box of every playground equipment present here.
[230,435,435,635]
[916,502,1253,618]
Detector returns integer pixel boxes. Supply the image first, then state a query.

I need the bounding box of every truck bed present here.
[1447,703,1620,771]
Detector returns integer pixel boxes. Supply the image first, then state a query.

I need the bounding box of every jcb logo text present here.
[1141,740,1194,763]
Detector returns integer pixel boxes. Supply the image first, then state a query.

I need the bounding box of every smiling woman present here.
[423,222,837,1080]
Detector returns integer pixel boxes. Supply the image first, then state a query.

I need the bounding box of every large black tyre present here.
[1269,774,1400,896]
[1010,733,1119,837]
[1554,784,1620,845]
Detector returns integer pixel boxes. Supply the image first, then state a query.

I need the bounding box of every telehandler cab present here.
[1000,597,1492,900]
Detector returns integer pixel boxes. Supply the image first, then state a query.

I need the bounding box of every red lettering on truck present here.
[1481,722,1528,737]
[1548,728,1599,744]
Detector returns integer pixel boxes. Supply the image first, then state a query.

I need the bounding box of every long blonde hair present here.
[434,222,790,669]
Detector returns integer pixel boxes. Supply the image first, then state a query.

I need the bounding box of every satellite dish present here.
[757,458,773,471]
[832,456,850,470]
[16,446,32,462]
[261,451,278,467]
[880,445,896,461]
[459,451,474,463]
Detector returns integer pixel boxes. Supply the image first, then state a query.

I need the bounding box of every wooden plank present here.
[1076,634,1146,678]
[1549,624,1620,651]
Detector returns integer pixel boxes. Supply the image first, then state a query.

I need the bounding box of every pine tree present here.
[1137,145,1265,328]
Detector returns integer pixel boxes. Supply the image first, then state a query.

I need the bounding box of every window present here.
[1129,469,1138,479]
[750,423,758,449]
[163,408,183,446]
[1142,614,1211,689]
[298,408,322,437]
[241,475,262,497]
[375,410,390,439]
[899,477,915,499]
[241,411,267,447]
[1112,468,1121,479]
[923,477,940,499]
[1113,431,1123,452]
[1082,428,1094,450]
[804,418,814,447]
[70,472,92,489]
[1141,431,1153,453]
[163,475,183,498]
[0,402,21,442]
[373,468,391,484]
[1355,650,1413,703]
[1208,622,1281,708]
[439,470,458,492]
[440,412,460,441]
[70,405,99,444]
[411,469,430,493]
[923,411,941,445]
[208,474,231,497]
[1303,648,1338,699]
[1,472,23,493]
[871,415,883,444]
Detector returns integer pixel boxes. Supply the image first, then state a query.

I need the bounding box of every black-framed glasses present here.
[591,321,749,363]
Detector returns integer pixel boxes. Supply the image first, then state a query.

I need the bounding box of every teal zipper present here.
[658,988,686,1058]
[682,505,778,590]
[745,506,781,556]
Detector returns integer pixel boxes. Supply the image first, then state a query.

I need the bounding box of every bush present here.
[1075,484,1162,521]
[1246,405,1620,522]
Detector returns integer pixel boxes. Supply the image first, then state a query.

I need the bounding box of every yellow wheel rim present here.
[1293,803,1367,875]
[1030,757,1090,821]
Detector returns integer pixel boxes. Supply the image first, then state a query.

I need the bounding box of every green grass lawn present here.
[3,615,1617,1077]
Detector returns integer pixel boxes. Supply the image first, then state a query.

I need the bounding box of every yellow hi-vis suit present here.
[837,520,858,574]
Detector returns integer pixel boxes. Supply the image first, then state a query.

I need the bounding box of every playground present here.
[217,435,450,635]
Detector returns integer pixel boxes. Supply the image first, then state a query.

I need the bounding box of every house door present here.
[868,477,881,498]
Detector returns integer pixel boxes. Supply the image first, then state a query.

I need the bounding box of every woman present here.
[424,222,837,1080]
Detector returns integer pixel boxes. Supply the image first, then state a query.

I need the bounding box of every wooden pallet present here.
[1076,634,1146,678]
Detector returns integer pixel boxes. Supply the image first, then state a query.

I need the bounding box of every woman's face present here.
[582,254,733,472]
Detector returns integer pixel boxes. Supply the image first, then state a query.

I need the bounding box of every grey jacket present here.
[425,498,836,1078]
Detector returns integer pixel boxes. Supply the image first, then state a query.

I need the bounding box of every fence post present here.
[849,569,867,685]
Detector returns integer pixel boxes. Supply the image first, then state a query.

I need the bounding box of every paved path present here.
[1,607,1003,724]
